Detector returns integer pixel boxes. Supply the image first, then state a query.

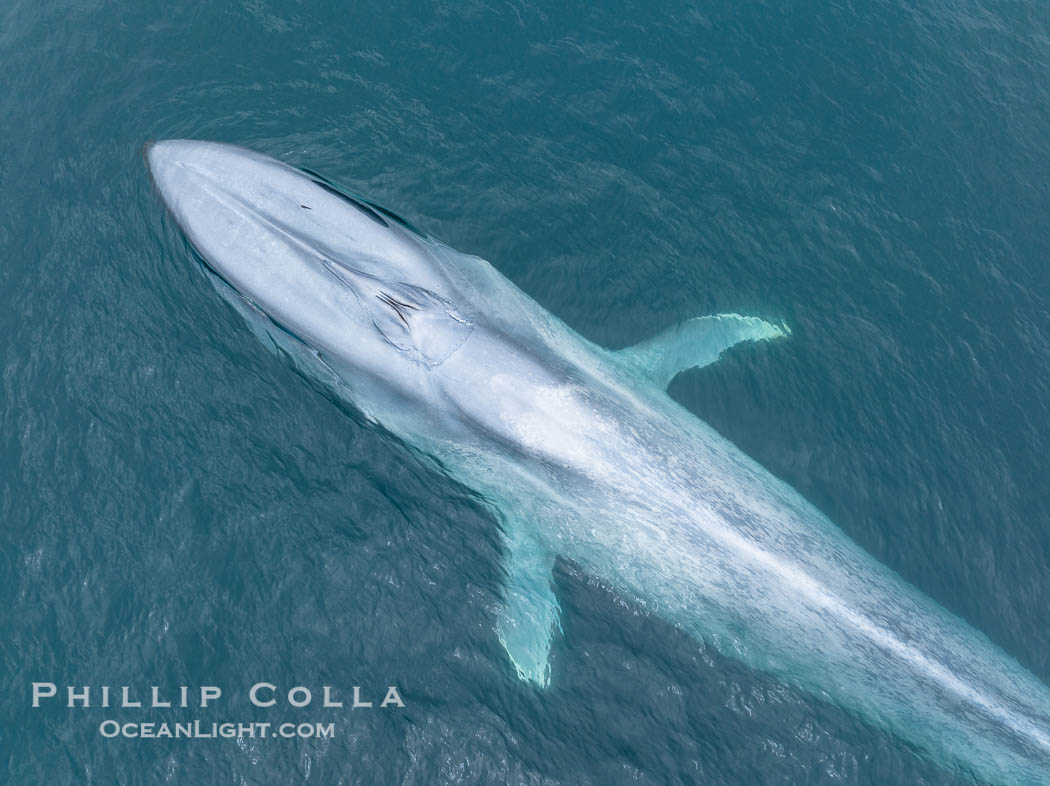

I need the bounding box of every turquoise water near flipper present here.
[3,0,1050,783]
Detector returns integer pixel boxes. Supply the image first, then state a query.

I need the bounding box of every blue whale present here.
[148,140,1050,783]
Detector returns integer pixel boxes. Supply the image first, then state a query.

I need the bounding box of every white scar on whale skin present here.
[149,140,1050,783]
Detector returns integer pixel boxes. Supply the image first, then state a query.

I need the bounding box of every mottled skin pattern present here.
[149,141,1050,783]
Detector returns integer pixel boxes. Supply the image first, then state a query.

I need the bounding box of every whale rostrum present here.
[149,140,1050,783]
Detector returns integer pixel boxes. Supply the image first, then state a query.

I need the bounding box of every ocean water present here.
[3,0,1050,783]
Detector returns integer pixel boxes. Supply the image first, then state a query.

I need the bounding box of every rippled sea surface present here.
[3,0,1050,783]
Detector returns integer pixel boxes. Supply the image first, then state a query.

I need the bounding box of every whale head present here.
[147,140,474,395]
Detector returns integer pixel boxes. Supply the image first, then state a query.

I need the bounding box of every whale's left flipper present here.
[496,520,561,688]
[617,313,789,389]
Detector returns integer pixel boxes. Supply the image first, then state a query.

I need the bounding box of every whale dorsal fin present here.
[495,518,561,688]
[617,313,789,389]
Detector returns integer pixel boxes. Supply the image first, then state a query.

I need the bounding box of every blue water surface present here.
[2,0,1050,783]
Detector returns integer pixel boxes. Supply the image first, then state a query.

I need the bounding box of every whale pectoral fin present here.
[618,313,789,388]
[496,524,561,688]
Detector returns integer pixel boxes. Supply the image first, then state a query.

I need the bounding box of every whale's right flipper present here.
[617,313,788,389]
[496,519,561,688]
